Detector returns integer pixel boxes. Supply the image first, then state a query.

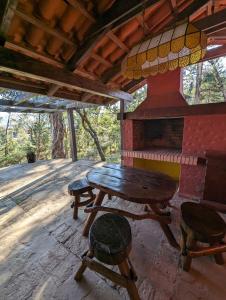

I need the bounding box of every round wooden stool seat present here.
[89,213,132,265]
[181,202,226,243]
[68,179,93,196]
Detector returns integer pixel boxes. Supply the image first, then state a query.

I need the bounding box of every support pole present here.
[120,99,125,163]
[67,108,78,162]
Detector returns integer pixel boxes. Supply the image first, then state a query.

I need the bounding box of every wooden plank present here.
[66,0,96,23]
[0,47,133,101]
[67,108,78,161]
[123,102,226,120]
[13,8,77,47]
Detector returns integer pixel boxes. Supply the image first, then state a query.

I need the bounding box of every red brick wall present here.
[179,115,226,199]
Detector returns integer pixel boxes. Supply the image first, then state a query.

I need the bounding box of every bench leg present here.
[118,260,140,300]
[74,251,93,281]
[182,232,196,272]
[73,195,80,220]
[211,242,225,265]
[82,191,106,237]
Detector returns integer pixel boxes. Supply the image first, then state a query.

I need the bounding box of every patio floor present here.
[0,159,226,300]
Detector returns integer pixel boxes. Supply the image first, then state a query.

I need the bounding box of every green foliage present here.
[183,57,226,104]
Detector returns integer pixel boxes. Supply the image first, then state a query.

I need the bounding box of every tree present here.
[76,109,105,161]
[49,112,65,159]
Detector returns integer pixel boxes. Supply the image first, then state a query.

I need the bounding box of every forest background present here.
[0,57,225,168]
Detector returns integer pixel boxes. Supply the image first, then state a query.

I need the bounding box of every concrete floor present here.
[0,159,226,300]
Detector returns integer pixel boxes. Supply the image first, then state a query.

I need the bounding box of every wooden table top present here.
[86,164,177,204]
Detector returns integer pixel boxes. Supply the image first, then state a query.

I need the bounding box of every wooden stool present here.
[68,179,95,220]
[74,213,140,300]
[180,202,226,271]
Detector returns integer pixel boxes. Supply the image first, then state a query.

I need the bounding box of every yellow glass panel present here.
[124,70,134,80]
[147,47,158,62]
[127,56,137,68]
[190,50,202,64]
[158,62,168,74]
[158,42,170,58]
[149,65,158,76]
[179,55,189,67]
[142,68,150,78]
[133,69,142,79]
[169,59,178,70]
[186,23,198,34]
[185,32,200,49]
[171,36,185,53]
[136,52,147,66]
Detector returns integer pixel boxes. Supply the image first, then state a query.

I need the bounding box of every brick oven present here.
[121,69,226,204]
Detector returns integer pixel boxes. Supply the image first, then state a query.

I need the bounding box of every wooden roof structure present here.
[0,0,226,113]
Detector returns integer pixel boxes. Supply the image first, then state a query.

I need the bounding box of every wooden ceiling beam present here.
[13,8,77,47]
[91,53,113,68]
[0,98,65,111]
[101,0,212,84]
[194,8,226,35]
[68,0,161,70]
[66,0,96,23]
[5,41,64,68]
[107,31,129,52]
[0,47,132,101]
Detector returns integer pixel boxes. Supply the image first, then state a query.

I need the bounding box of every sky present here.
[0,56,226,126]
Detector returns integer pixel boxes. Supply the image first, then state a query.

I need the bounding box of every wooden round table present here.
[83,164,179,249]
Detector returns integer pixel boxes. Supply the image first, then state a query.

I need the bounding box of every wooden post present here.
[120,99,125,163]
[67,108,77,162]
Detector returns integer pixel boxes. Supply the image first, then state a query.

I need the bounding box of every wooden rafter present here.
[106,31,129,52]
[66,0,96,23]
[91,53,113,68]
[194,8,226,36]
[67,0,161,70]
[101,0,211,84]
[0,47,132,101]
[13,8,77,47]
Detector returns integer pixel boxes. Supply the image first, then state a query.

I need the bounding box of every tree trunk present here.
[76,109,105,161]
[209,60,226,101]
[5,112,11,156]
[194,62,203,104]
[37,113,41,160]
[49,112,65,159]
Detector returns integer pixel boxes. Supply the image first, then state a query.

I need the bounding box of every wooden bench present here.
[180,202,226,271]
[68,179,95,220]
[75,213,140,300]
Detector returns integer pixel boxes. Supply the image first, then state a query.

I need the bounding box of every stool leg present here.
[211,242,224,265]
[182,232,196,272]
[118,260,140,300]
[74,251,93,281]
[73,195,80,220]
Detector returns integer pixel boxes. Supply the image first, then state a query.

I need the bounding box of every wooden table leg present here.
[82,190,106,237]
[149,204,180,250]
